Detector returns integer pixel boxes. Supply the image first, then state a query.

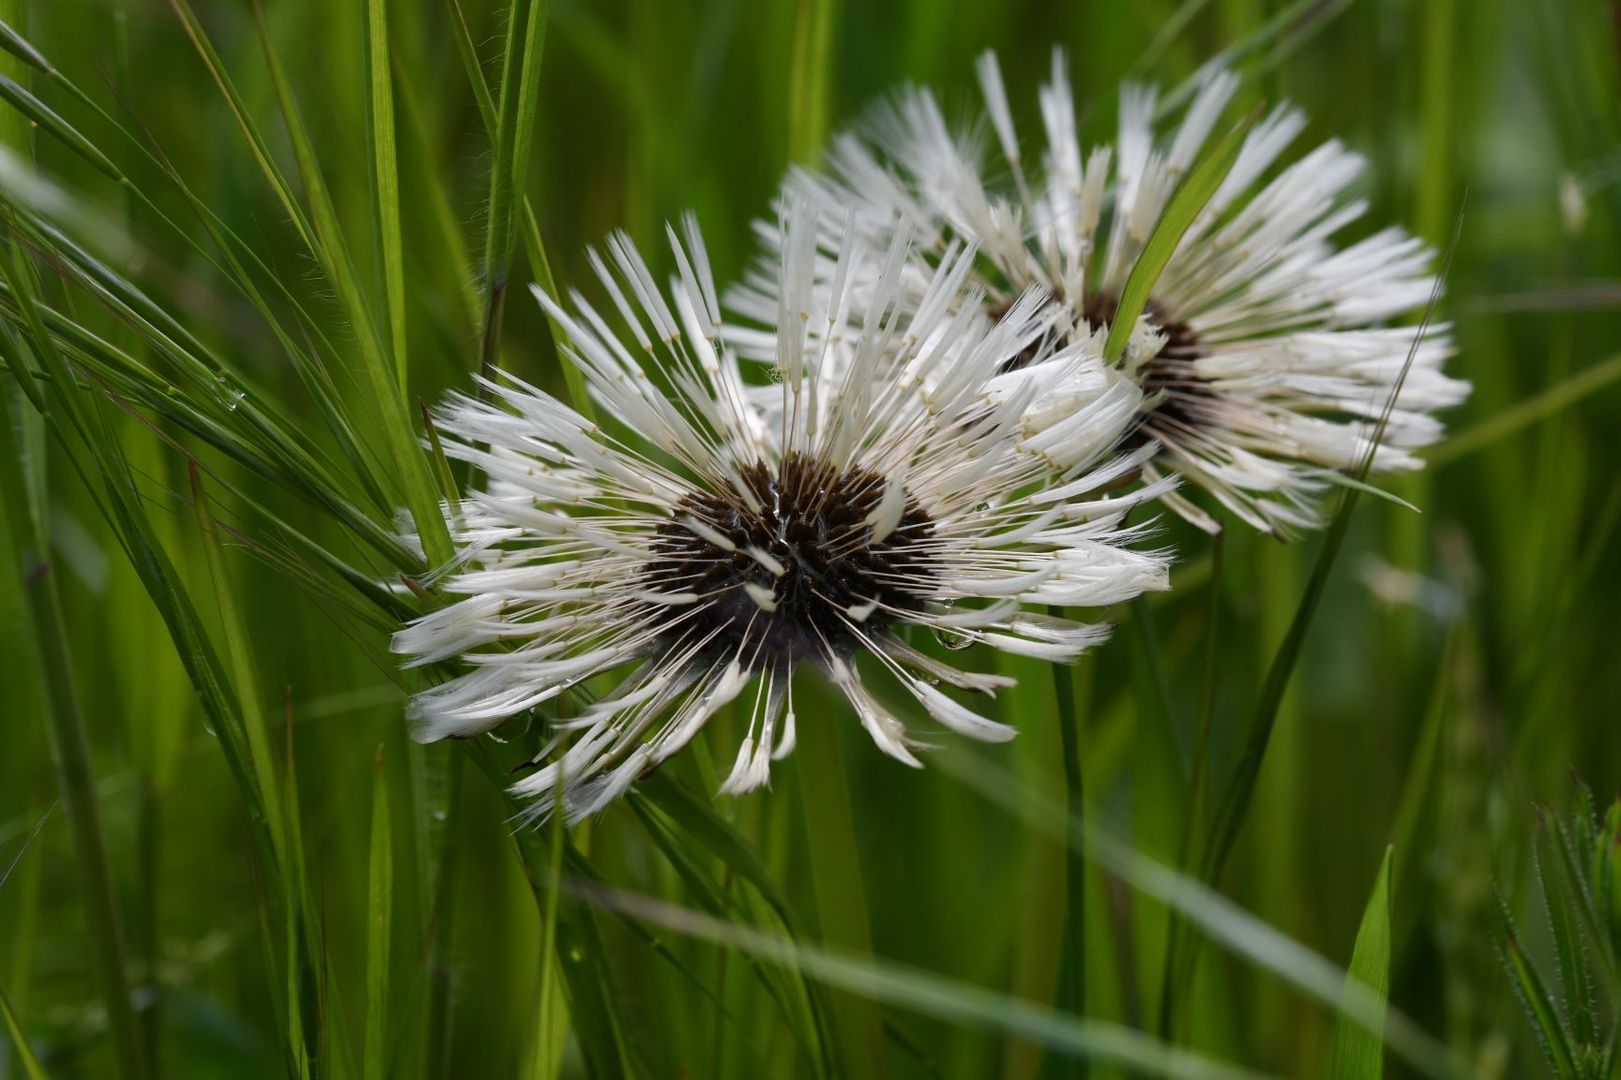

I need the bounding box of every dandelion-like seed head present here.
[394,203,1172,822]
[732,51,1472,537]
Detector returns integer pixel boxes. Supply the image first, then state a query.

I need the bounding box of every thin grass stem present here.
[1049,620,1088,1080]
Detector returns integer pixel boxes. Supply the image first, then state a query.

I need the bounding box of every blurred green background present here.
[1,0,1619,1076]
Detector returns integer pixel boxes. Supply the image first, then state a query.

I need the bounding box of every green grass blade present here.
[574,883,1268,1080]
[478,0,550,382]
[0,977,47,1080]
[187,462,284,859]
[0,76,118,179]
[787,0,838,164]
[364,0,409,390]
[530,764,567,1080]
[393,48,483,335]
[163,0,318,253]
[363,747,393,1080]
[1496,898,1581,1077]
[1426,351,1621,467]
[937,750,1457,1078]
[1330,847,1394,1079]
[0,17,50,77]
[244,0,450,566]
[460,745,640,1078]
[0,253,148,1080]
[796,719,886,1077]
[442,0,498,139]
[1103,105,1260,363]
[1048,623,1087,1052]
[1196,208,1463,917]
[1159,530,1224,1037]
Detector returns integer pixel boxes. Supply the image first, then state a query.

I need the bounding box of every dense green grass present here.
[1,0,1619,1076]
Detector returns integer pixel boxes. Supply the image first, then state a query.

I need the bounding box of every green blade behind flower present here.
[1102,103,1260,364]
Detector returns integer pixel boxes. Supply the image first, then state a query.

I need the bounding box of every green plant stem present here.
[0,460,147,1079]
[1050,638,1088,1080]
[423,753,464,1080]
[797,725,886,1078]
[1159,530,1223,1038]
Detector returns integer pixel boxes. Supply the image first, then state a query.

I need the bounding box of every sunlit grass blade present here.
[572,881,1268,1080]
[1330,847,1393,1079]
[363,747,393,1080]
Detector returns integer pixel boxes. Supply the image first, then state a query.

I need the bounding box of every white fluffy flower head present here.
[393,206,1171,822]
[732,51,1471,537]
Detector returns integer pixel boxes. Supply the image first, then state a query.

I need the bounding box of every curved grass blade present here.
[570,881,1269,1080]
[1195,205,1465,939]
[1330,847,1393,1079]
[188,463,283,855]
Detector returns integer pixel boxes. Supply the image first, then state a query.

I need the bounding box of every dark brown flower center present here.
[646,452,938,664]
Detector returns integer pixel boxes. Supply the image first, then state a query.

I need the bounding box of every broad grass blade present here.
[1330,847,1393,1079]
[1103,105,1260,363]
